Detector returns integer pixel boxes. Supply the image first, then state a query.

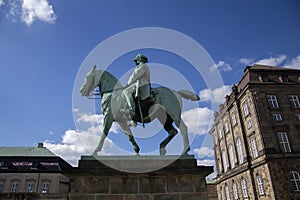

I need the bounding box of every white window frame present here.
[251,138,259,159]
[277,132,291,153]
[231,114,237,126]
[228,144,235,169]
[256,175,265,195]
[241,179,248,198]
[236,137,244,164]
[290,171,300,191]
[267,95,279,108]
[273,114,282,121]
[222,150,228,173]
[232,182,238,200]
[11,182,19,192]
[243,102,250,116]
[247,120,253,129]
[225,121,229,133]
[218,127,223,139]
[27,182,34,193]
[225,185,231,200]
[41,182,50,194]
[289,95,300,108]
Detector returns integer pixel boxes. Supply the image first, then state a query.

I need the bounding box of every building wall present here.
[210,65,300,200]
[0,173,69,194]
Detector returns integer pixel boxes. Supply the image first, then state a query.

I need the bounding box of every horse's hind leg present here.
[93,113,113,155]
[174,118,190,155]
[158,115,178,156]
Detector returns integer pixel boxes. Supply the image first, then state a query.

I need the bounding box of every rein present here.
[87,86,126,99]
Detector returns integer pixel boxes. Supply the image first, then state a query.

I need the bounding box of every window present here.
[27,182,34,193]
[296,114,300,121]
[0,182,4,192]
[11,182,19,192]
[241,178,248,198]
[225,121,229,133]
[228,144,235,169]
[41,182,50,193]
[231,114,237,126]
[218,127,223,139]
[267,95,279,108]
[236,137,244,164]
[251,138,259,159]
[225,185,231,200]
[247,120,253,129]
[290,171,300,191]
[281,74,289,82]
[232,182,238,200]
[243,102,250,116]
[289,95,300,108]
[277,132,291,153]
[261,73,269,82]
[220,187,225,200]
[257,176,265,195]
[273,114,282,121]
[222,150,228,172]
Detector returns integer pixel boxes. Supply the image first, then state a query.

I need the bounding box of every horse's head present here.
[80,65,99,97]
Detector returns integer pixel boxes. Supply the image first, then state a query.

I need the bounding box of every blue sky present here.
[1,0,300,172]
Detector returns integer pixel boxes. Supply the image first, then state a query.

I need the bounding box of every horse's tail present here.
[177,90,200,101]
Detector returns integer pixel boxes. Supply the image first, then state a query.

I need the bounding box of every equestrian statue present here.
[80,54,200,156]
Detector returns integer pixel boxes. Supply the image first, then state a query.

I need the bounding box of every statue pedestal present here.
[67,155,213,200]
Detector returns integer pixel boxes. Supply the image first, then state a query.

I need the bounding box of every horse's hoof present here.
[159,148,166,156]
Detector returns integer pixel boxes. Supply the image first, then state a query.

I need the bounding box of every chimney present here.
[37,143,44,148]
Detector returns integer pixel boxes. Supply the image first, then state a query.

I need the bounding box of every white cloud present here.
[182,107,214,135]
[78,113,103,125]
[199,85,232,105]
[44,113,124,166]
[77,113,119,133]
[238,58,253,66]
[239,54,300,70]
[21,0,57,25]
[284,55,300,69]
[193,147,214,158]
[255,54,287,66]
[210,61,232,72]
[197,159,215,166]
[0,0,5,6]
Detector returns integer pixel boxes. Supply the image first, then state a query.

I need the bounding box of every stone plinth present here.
[67,155,213,200]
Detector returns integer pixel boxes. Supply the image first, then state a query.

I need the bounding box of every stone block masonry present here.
[66,155,213,200]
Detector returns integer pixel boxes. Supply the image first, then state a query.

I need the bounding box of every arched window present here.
[222,150,228,172]
[241,178,248,198]
[225,184,231,200]
[228,144,235,168]
[236,137,244,164]
[256,175,265,195]
[290,171,300,191]
[232,181,238,199]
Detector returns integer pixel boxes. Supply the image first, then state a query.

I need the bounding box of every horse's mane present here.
[95,70,123,94]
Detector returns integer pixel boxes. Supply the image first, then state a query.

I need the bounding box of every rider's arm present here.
[127,63,149,85]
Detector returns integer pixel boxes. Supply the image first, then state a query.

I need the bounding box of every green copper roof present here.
[0,144,56,157]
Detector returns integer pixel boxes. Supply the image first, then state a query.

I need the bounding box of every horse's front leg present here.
[93,113,113,155]
[118,122,140,155]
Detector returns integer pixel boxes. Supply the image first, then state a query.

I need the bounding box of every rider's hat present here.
[133,54,148,63]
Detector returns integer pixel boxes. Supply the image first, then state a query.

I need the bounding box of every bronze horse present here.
[80,66,200,155]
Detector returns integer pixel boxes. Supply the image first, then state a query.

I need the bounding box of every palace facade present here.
[210,65,300,199]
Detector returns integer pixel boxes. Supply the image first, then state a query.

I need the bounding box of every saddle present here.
[132,89,158,123]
